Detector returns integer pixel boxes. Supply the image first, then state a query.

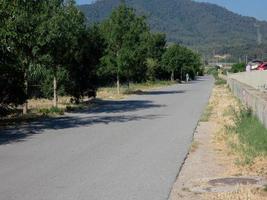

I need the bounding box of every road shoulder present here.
[169,84,267,200]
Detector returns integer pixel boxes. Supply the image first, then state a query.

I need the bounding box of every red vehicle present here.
[256,62,267,70]
[249,60,263,70]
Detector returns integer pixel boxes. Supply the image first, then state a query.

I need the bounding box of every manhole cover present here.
[208,177,258,186]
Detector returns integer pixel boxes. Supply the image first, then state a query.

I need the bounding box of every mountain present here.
[78,0,267,60]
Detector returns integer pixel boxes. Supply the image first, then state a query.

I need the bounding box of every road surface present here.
[0,76,213,200]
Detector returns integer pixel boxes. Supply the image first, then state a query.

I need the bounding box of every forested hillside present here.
[78,0,267,59]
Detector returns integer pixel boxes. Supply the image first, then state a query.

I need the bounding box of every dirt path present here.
[170,84,267,200]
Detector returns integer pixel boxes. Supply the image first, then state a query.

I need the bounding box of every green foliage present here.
[0,49,26,110]
[206,67,226,85]
[145,58,159,82]
[162,44,183,80]
[206,67,218,77]
[1,0,210,116]
[162,44,201,81]
[38,106,64,116]
[215,78,226,85]
[229,107,267,164]
[0,0,102,111]
[99,4,149,86]
[229,63,246,73]
[198,66,205,76]
[0,0,44,110]
[65,25,104,102]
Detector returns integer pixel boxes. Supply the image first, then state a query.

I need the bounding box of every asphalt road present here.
[0,76,213,200]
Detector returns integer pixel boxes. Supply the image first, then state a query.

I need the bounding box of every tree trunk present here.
[23,72,28,114]
[116,72,120,95]
[171,70,174,81]
[53,73,58,108]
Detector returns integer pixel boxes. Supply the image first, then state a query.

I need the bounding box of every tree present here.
[0,48,26,116]
[182,49,202,80]
[145,58,159,82]
[37,0,85,107]
[99,4,148,94]
[1,0,44,113]
[162,44,201,81]
[66,25,105,102]
[162,44,185,81]
[144,33,166,81]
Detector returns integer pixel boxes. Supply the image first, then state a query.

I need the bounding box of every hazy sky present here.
[76,0,267,21]
[195,0,267,21]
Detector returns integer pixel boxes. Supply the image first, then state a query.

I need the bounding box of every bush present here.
[229,63,246,73]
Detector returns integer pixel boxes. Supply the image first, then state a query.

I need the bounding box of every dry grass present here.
[28,81,175,107]
[190,140,200,153]
[1,81,175,126]
[28,96,71,110]
[205,186,267,200]
[203,84,267,199]
[97,81,174,100]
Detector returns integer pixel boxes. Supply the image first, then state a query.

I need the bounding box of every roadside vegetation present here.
[209,81,267,167]
[226,107,267,165]
[197,82,267,199]
[200,105,213,122]
[1,1,203,120]
[229,63,246,73]
[206,67,227,85]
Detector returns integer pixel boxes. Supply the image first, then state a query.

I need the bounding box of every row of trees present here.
[0,1,202,115]
[1,0,102,114]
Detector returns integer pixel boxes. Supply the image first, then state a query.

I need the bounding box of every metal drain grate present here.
[208,177,258,186]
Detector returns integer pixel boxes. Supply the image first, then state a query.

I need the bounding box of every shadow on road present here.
[0,100,164,145]
[135,90,185,96]
[78,99,165,114]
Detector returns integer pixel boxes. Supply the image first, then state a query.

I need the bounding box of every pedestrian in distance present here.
[186,73,189,82]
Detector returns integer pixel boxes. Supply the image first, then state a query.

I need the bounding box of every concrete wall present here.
[228,71,267,91]
[227,77,267,128]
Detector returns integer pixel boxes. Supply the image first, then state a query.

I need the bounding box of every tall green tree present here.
[99,4,148,94]
[1,0,44,113]
[162,44,185,81]
[0,48,26,115]
[162,44,201,81]
[66,25,105,102]
[144,33,166,81]
[37,0,85,107]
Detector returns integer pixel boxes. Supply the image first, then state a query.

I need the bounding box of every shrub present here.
[229,63,246,73]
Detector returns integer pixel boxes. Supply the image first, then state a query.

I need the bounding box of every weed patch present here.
[227,107,267,165]
[38,106,64,116]
[215,78,226,85]
[200,105,213,122]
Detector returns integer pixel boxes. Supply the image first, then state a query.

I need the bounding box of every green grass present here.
[200,105,213,122]
[206,67,218,76]
[228,108,267,165]
[38,106,64,115]
[215,77,227,85]
[206,67,227,85]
